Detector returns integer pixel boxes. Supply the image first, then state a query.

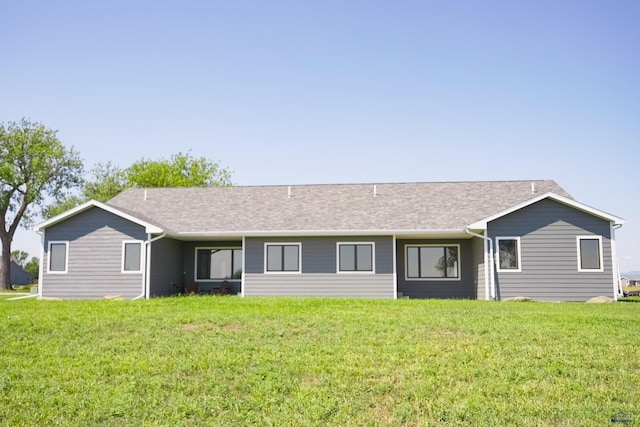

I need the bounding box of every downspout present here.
[465,228,495,300]
[36,230,45,299]
[611,224,623,301]
[133,233,166,300]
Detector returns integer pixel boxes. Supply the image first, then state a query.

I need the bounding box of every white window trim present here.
[264,242,302,274]
[47,241,69,274]
[495,236,522,273]
[404,244,461,281]
[577,235,604,272]
[122,240,144,273]
[336,242,376,274]
[194,246,243,282]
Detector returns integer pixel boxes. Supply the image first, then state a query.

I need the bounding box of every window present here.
[196,248,243,280]
[48,241,68,273]
[406,245,459,280]
[338,243,374,273]
[123,241,143,273]
[577,236,603,272]
[265,243,301,273]
[496,237,521,272]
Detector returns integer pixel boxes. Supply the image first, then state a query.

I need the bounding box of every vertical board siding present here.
[42,208,147,299]
[244,274,395,298]
[149,238,184,296]
[470,237,486,300]
[489,199,614,301]
[396,239,476,299]
[244,236,394,297]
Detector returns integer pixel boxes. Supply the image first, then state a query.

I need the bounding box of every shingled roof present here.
[105,180,571,237]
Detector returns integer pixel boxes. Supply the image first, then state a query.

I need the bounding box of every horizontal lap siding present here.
[42,208,147,299]
[244,236,394,297]
[471,237,486,300]
[149,238,184,297]
[244,274,395,298]
[489,199,614,301]
[396,239,476,299]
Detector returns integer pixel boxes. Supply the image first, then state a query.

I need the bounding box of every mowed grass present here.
[1,297,639,426]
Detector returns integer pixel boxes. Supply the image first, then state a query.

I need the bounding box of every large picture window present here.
[122,241,143,273]
[577,236,603,272]
[496,237,521,272]
[406,245,459,279]
[196,248,243,280]
[48,241,68,273]
[265,243,300,272]
[338,243,374,273]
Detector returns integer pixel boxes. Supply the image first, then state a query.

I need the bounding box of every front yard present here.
[1,297,639,426]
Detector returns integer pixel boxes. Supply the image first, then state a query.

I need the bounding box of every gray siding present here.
[42,208,147,299]
[396,239,476,299]
[245,236,394,274]
[183,241,242,294]
[243,236,394,297]
[149,237,184,296]
[470,236,486,300]
[488,199,614,301]
[244,274,395,298]
[10,261,32,285]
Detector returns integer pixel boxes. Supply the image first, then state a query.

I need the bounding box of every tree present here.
[0,118,83,290]
[43,152,232,219]
[24,257,39,283]
[10,250,28,267]
[126,152,232,188]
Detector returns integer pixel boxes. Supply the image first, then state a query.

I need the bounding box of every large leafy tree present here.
[44,152,231,218]
[10,249,28,267]
[0,118,83,290]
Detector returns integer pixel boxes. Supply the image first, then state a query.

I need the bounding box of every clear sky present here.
[2,1,639,272]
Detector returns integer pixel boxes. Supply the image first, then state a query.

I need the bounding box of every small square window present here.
[496,237,521,272]
[265,243,301,273]
[123,241,143,272]
[48,241,68,273]
[338,243,374,273]
[577,236,603,272]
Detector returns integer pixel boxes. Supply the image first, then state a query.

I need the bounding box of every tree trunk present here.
[0,233,12,291]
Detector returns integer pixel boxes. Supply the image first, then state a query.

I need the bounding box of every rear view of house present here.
[34,180,625,301]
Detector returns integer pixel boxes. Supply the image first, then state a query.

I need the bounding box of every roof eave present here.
[173,228,470,239]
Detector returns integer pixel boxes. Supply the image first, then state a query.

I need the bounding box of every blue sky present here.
[2,1,639,272]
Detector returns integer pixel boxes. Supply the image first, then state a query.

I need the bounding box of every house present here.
[33,180,626,301]
[9,257,32,286]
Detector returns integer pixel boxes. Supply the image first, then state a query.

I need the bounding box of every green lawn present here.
[1,297,639,426]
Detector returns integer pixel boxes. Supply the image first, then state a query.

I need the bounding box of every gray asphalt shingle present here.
[106,180,570,235]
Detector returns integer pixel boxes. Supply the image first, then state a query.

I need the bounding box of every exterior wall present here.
[42,207,147,299]
[244,236,395,298]
[183,240,243,294]
[396,239,476,299]
[488,199,614,301]
[10,261,32,285]
[149,237,184,296]
[470,236,486,300]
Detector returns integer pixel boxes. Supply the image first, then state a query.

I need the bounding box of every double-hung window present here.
[48,241,68,273]
[265,243,301,273]
[406,245,459,280]
[196,248,243,280]
[496,237,521,272]
[122,241,143,273]
[577,236,603,272]
[337,243,374,273]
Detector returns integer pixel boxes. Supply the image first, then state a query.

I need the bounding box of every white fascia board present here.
[468,192,626,230]
[175,228,469,239]
[34,200,164,234]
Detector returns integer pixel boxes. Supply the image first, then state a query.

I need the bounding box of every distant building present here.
[9,257,32,286]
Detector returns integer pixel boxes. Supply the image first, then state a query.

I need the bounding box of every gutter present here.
[611,224,623,301]
[465,228,496,300]
[133,233,166,300]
